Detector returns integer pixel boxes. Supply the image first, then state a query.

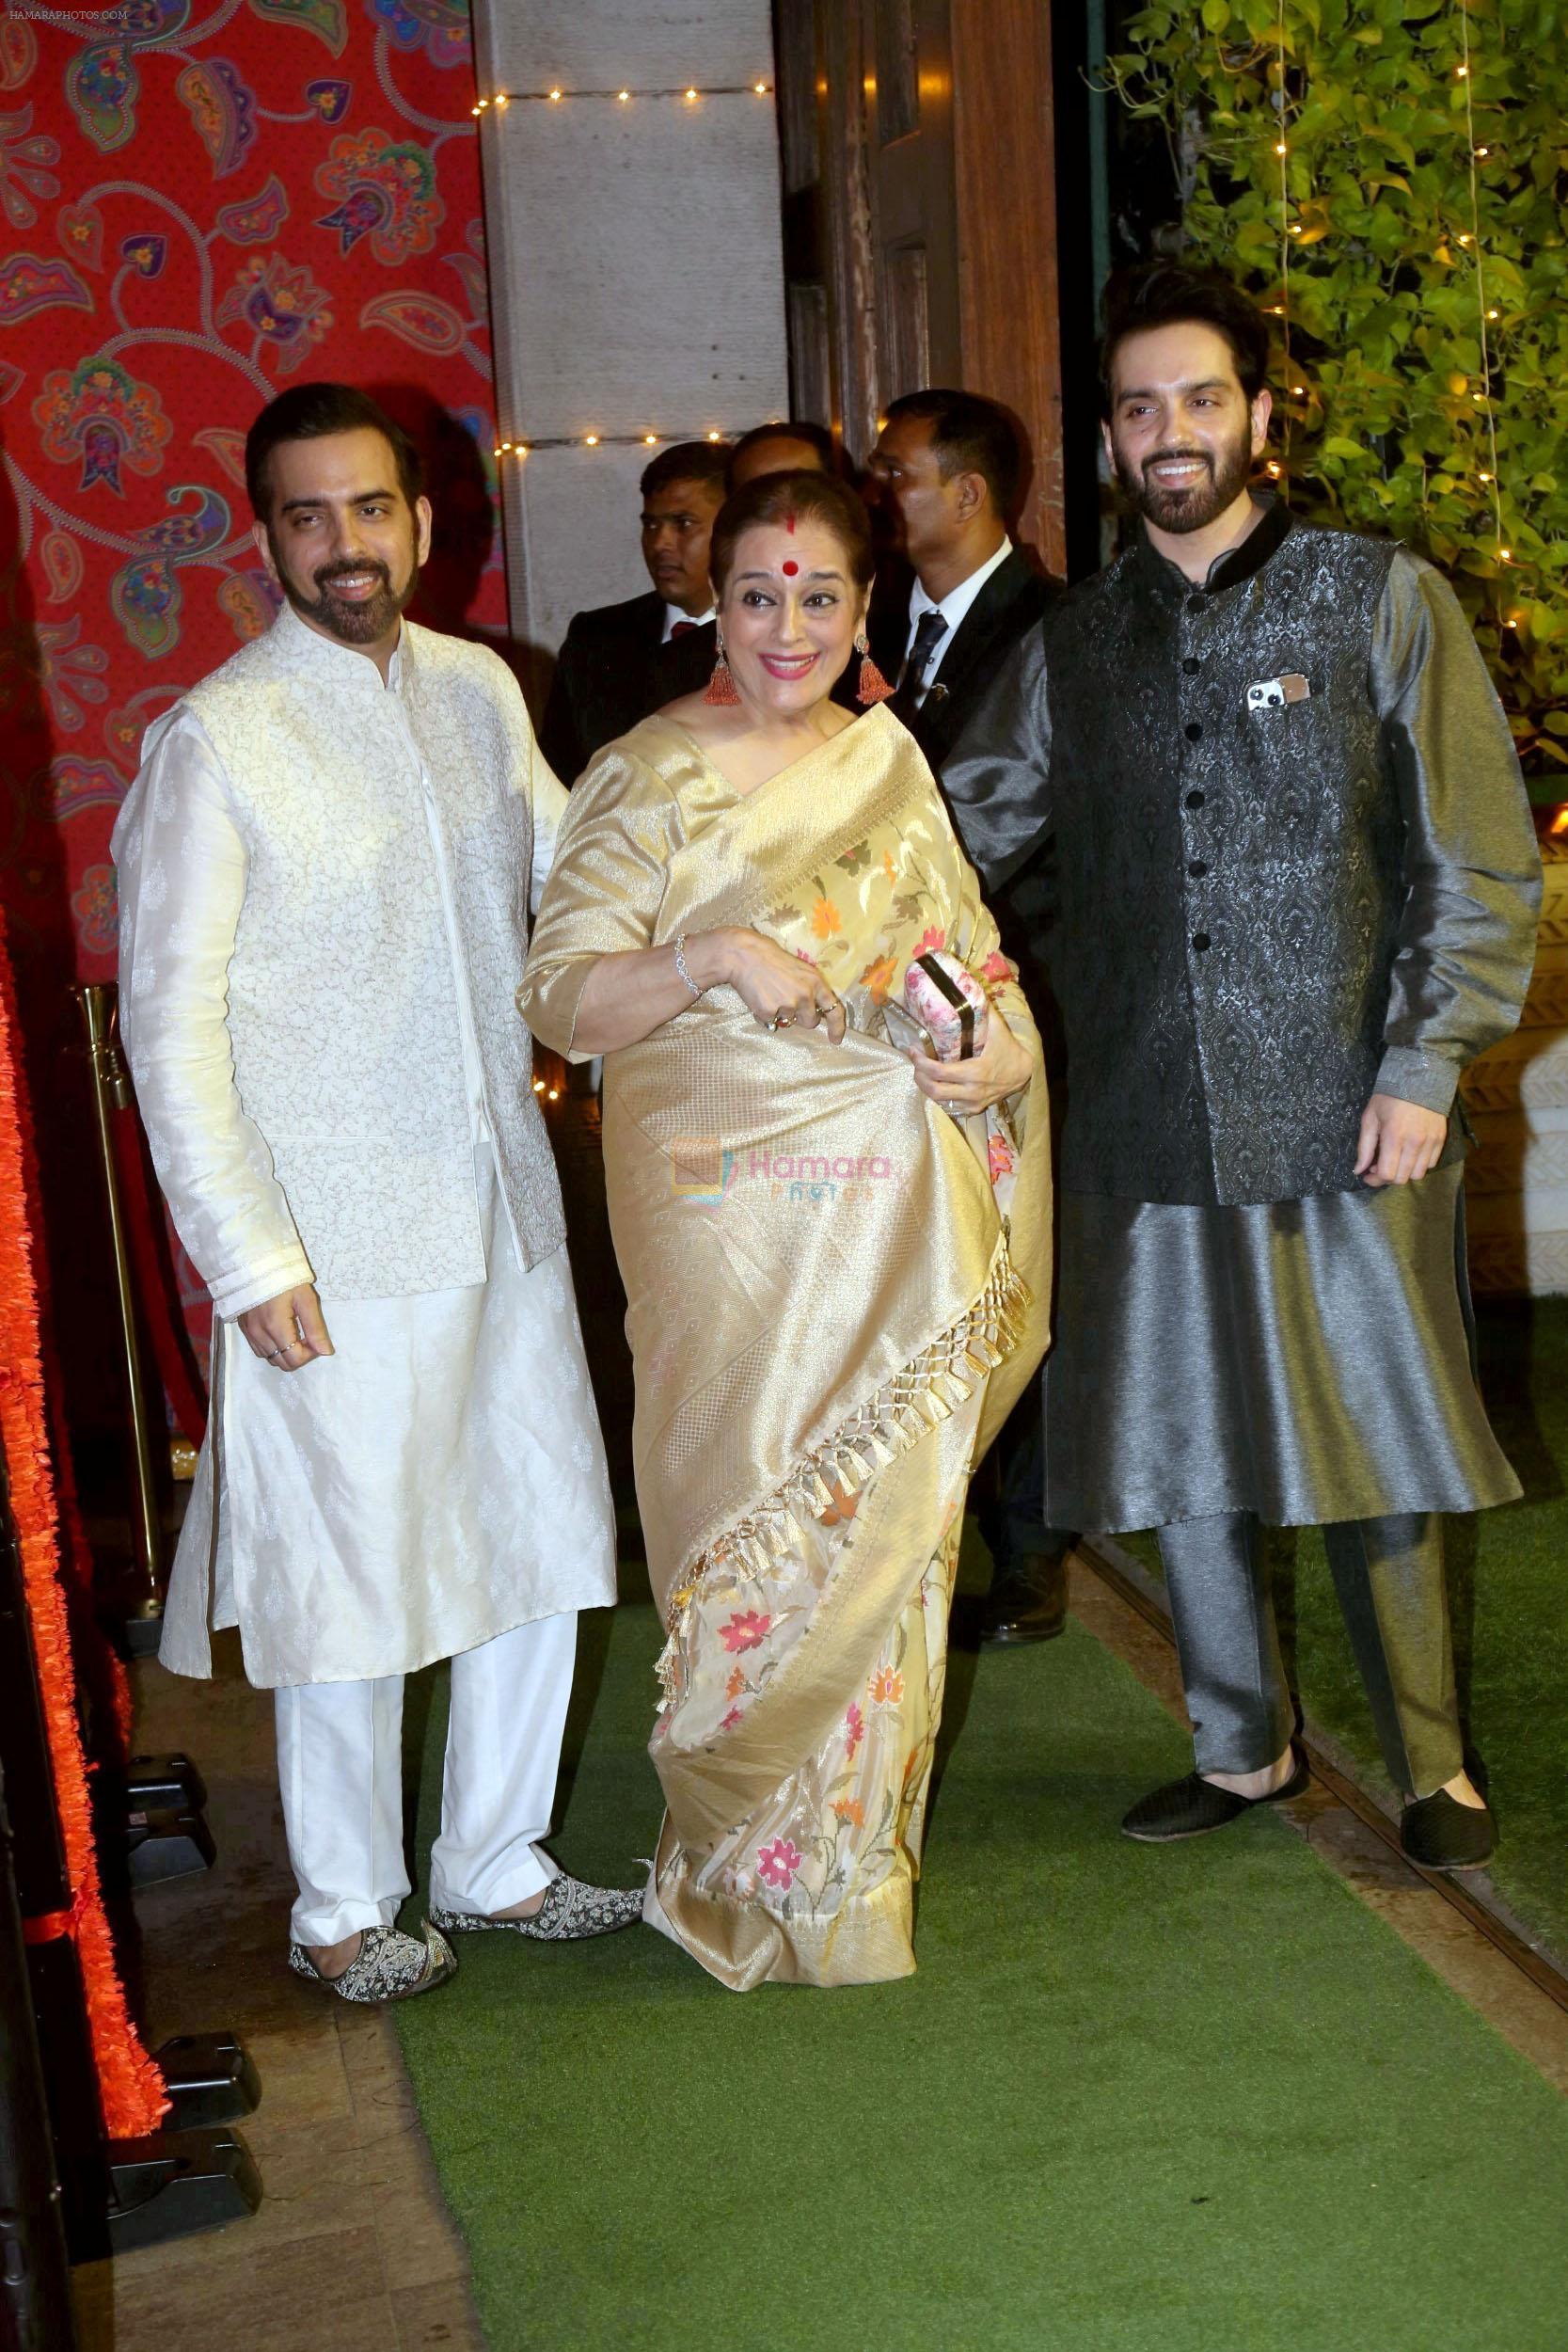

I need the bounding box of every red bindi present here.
[782,559,800,577]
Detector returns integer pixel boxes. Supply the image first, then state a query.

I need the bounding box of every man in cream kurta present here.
[112,383,633,2002]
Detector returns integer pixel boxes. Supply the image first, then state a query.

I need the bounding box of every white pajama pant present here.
[274,1612,578,1946]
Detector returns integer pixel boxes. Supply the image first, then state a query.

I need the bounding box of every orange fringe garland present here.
[0,921,166,2138]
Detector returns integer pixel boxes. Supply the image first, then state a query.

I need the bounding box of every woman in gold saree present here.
[520,472,1051,1989]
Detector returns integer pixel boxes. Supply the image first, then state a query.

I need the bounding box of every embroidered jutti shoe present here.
[288,1919,456,2003]
[430,1875,642,1941]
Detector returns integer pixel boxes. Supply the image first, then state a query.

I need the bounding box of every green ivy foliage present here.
[1106,0,1567,765]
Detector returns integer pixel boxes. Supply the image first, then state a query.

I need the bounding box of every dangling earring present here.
[705,630,741,706]
[855,628,895,706]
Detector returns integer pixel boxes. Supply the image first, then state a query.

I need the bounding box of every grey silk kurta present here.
[942,501,1542,1530]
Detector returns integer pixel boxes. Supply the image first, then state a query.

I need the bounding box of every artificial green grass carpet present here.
[394,1600,1568,2352]
[1116,1297,1568,1962]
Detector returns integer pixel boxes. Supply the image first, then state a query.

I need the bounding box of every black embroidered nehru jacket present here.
[941,501,1543,1208]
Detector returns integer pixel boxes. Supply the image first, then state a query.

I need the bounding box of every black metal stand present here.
[0,1442,262,2263]
[0,1754,78,2352]
[153,2034,261,2131]
[106,2129,261,2253]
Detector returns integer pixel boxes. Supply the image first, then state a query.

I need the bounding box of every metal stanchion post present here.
[72,984,164,1645]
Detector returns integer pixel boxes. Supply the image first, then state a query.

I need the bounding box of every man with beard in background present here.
[942,264,1540,1872]
[114,382,638,2004]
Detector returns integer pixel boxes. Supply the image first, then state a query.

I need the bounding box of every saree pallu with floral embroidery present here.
[520,705,1052,1988]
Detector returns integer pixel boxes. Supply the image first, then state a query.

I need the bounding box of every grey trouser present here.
[1157,1512,1463,1798]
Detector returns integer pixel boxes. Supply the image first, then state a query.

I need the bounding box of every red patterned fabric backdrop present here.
[0,0,501,1402]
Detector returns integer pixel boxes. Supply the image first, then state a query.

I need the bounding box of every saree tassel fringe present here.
[661,1239,1032,1647]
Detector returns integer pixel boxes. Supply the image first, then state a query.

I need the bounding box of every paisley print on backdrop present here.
[32,354,172,491]
[43,757,128,823]
[247,0,348,58]
[56,200,104,272]
[315,126,443,262]
[110,485,233,658]
[216,250,334,368]
[0,104,61,230]
[214,174,290,245]
[0,252,92,325]
[370,0,471,70]
[40,530,84,605]
[176,57,259,180]
[360,287,464,353]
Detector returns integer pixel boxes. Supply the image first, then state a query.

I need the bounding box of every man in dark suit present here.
[868,390,1053,768]
[868,389,1068,1648]
[540,438,730,783]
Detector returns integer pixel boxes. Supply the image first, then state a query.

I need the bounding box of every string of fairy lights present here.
[1268,3,1516,603]
[1452,1,1509,572]
[473,76,774,465]
[472,79,771,116]
[1269,3,1293,489]
[490,428,741,460]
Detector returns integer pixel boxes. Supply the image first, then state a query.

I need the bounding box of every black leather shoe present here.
[1121,1746,1310,1841]
[979,1552,1068,1647]
[1400,1789,1496,1871]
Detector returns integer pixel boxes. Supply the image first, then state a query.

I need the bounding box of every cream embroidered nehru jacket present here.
[113,603,567,1314]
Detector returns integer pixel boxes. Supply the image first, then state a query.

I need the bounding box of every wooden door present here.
[774,0,1067,572]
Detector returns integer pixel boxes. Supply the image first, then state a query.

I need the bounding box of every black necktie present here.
[899,610,948,703]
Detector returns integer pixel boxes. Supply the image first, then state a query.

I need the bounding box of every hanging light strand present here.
[1453,0,1507,568]
[1274,3,1295,488]
[491,428,739,458]
[473,81,770,116]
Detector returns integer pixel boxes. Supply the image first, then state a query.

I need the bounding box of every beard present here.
[1113,417,1255,534]
[277,550,418,644]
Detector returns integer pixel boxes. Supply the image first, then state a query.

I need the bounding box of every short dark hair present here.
[1099,263,1271,412]
[881,389,1024,516]
[709,469,875,597]
[640,438,731,501]
[245,381,423,521]
[726,419,839,487]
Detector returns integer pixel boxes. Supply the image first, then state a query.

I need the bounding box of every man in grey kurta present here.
[942,264,1541,1870]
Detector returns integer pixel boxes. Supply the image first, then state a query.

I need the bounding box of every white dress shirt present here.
[902,537,1013,702]
[662,601,716,642]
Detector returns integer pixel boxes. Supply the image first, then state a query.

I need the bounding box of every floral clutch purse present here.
[901,950,990,1062]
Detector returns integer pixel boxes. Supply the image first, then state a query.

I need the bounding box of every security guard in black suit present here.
[541,439,730,784]
[867,389,1066,1648]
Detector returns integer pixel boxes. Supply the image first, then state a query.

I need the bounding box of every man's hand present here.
[1354,1093,1448,1189]
[237,1283,334,1372]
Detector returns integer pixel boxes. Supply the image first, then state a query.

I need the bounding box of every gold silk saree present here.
[520,704,1051,1988]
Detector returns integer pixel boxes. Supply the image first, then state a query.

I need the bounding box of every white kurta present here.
[124,637,617,1689]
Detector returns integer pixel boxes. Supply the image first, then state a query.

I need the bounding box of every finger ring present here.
[264,1343,289,1359]
[774,1013,793,1029]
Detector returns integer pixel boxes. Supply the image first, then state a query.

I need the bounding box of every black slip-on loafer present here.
[1400,1789,1497,1872]
[1121,1745,1310,1842]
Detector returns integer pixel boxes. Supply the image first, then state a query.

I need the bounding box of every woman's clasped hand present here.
[710,923,848,1041]
[907,1009,1034,1118]
[691,918,1029,1110]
